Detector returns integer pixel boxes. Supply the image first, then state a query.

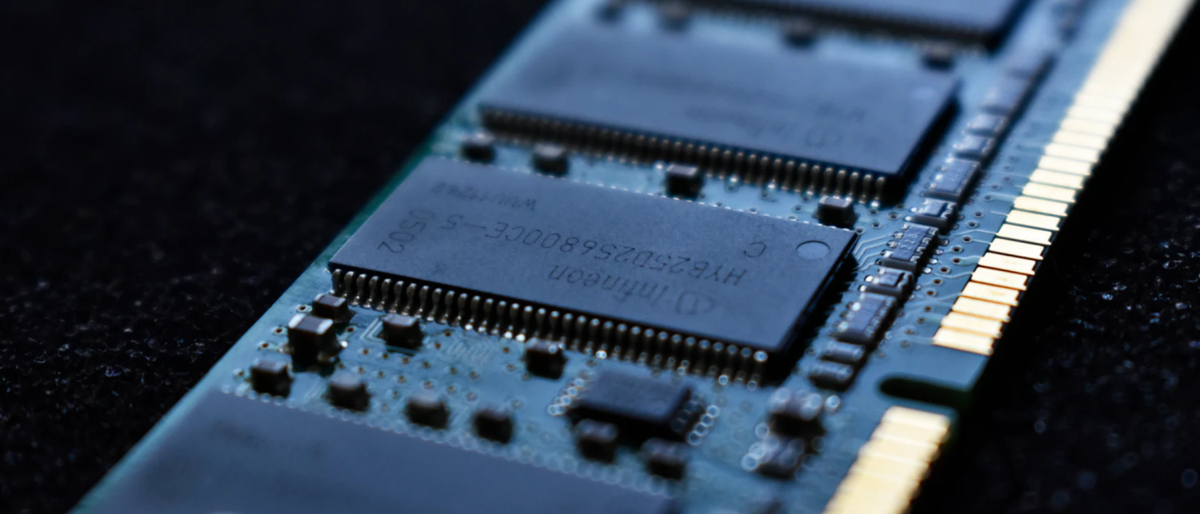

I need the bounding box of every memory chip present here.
[329,159,856,377]
[84,391,673,514]
[479,25,957,191]
[683,0,1026,46]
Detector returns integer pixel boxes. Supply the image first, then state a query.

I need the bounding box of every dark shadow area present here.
[0,2,549,513]
[880,375,974,411]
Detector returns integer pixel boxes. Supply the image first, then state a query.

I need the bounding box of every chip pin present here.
[481,298,495,331]
[657,332,670,361]
[666,335,680,362]
[745,153,759,178]
[767,164,781,189]
[336,270,349,297]
[429,288,442,320]
[589,318,601,344]
[427,287,441,318]
[805,164,820,193]
[507,301,520,331]
[691,341,705,372]
[504,302,517,333]
[532,308,545,336]
[848,171,863,198]
[617,329,632,359]
[576,315,589,343]
[439,289,453,320]
[401,283,416,314]
[548,310,561,339]
[343,271,358,303]
[330,269,344,295]
[452,290,465,322]
[618,326,635,355]
[364,276,378,307]
[490,300,504,329]
[354,273,368,305]
[411,285,426,316]
[871,176,887,203]
[387,280,400,312]
[781,162,797,191]
[763,156,778,184]
[456,294,470,325]
[520,305,532,336]
[561,313,574,340]
[403,283,418,314]
[376,278,392,310]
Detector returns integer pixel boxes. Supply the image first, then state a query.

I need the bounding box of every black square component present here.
[571,370,697,441]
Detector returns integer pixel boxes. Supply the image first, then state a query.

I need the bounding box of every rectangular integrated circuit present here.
[570,370,699,440]
[479,24,957,193]
[691,0,1026,45]
[329,158,856,377]
[82,391,673,514]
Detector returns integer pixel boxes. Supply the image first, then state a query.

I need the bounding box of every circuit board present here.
[70,0,1193,512]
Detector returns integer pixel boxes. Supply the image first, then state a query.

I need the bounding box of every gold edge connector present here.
[821,407,952,514]
[933,0,1195,357]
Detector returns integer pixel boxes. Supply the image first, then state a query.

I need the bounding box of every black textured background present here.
[1,1,1197,513]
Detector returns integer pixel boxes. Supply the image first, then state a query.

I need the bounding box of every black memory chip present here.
[479,25,956,184]
[329,159,856,376]
[82,391,672,514]
[689,0,1026,45]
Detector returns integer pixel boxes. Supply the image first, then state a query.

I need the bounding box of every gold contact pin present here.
[1029,169,1086,190]
[822,407,951,514]
[851,0,1192,510]
[1044,142,1103,163]
[1013,196,1070,216]
[972,267,1030,291]
[1023,183,1079,203]
[952,297,1013,322]
[941,312,1004,338]
[1037,155,1094,176]
[1051,131,1109,150]
[1005,209,1062,231]
[988,238,1046,260]
[1059,117,1117,138]
[996,224,1054,246]
[931,0,1191,375]
[978,252,1038,275]
[962,282,1021,306]
[933,328,996,355]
